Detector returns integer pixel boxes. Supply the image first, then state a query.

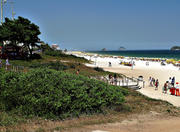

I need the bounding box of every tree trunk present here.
[27,45,32,58]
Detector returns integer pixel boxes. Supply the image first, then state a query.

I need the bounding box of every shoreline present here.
[85,50,180,60]
[68,51,180,62]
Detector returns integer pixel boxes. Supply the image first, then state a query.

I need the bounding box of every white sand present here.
[70,52,180,107]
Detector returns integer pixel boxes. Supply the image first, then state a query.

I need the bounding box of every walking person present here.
[155,79,159,90]
[171,77,175,87]
[163,81,168,94]
[153,78,156,86]
[168,77,172,88]
[149,76,152,86]
[113,74,118,86]
[109,62,112,67]
[150,77,154,87]
[5,58,10,71]
[151,78,155,86]
[175,82,179,96]
[109,74,113,84]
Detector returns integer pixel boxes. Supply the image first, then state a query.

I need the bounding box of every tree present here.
[40,41,53,52]
[0,16,41,58]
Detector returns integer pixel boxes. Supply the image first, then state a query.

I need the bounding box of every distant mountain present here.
[119,47,126,51]
[171,46,180,51]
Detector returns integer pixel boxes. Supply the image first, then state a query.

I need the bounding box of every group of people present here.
[108,74,118,85]
[168,77,175,87]
[0,58,10,70]
[163,77,176,94]
[149,77,159,90]
[149,76,177,94]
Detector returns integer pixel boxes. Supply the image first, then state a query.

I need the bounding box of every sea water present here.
[89,50,180,59]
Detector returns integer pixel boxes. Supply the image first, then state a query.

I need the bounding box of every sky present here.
[2,0,180,50]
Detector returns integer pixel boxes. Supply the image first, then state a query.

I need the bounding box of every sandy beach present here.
[69,51,180,107]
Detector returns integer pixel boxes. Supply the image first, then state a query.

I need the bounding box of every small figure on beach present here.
[109,62,112,67]
[108,74,113,84]
[152,78,156,86]
[150,77,155,87]
[108,74,111,80]
[175,82,180,96]
[133,61,135,66]
[5,58,10,70]
[113,74,118,86]
[168,77,172,89]
[175,82,179,89]
[155,79,159,90]
[163,81,168,94]
[149,76,152,86]
[171,77,175,87]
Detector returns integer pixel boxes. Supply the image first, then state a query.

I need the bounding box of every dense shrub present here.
[44,50,65,57]
[0,69,125,119]
[29,61,68,71]
[41,44,54,52]
[94,67,104,72]
[44,50,88,62]
[69,64,76,69]
[30,53,42,59]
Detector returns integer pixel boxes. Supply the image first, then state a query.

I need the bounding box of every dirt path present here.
[65,113,180,132]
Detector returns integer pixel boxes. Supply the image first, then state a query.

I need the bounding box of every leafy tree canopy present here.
[0,16,41,58]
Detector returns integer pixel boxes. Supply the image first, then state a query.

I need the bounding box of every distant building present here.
[51,44,60,50]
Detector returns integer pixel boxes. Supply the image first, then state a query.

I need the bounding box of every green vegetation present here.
[0,16,179,132]
[0,54,178,131]
[0,16,41,58]
[44,50,88,62]
[94,67,104,72]
[0,68,126,119]
[0,112,25,126]
[29,61,68,71]
[44,50,66,57]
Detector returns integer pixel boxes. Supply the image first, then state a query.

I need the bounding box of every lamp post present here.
[10,1,15,20]
[1,0,7,24]
[1,0,3,24]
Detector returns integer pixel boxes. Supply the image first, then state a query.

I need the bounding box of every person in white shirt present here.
[5,58,10,70]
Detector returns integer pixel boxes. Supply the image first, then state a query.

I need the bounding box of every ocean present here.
[88,50,180,60]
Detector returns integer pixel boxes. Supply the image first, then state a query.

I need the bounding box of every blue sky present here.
[2,0,180,50]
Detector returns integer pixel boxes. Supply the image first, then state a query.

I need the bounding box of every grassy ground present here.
[5,53,118,77]
[0,53,180,132]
